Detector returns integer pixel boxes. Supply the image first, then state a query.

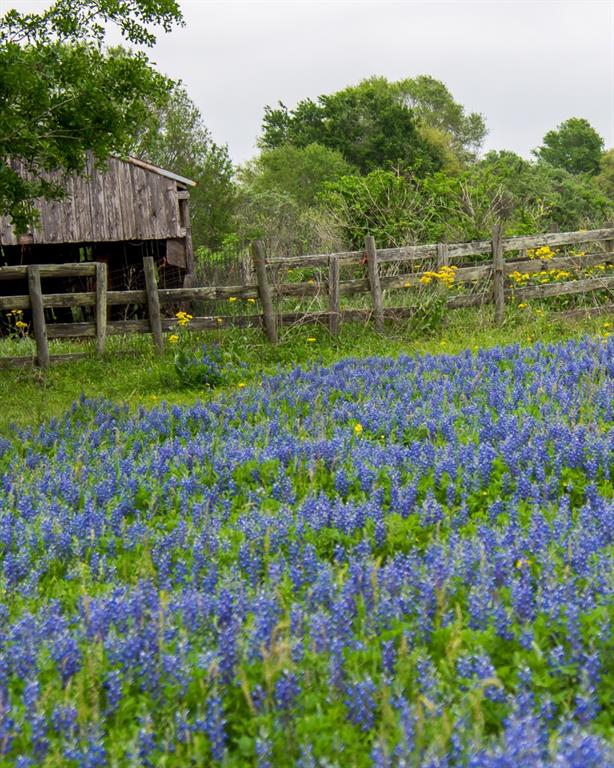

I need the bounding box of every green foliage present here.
[397,74,487,161]
[232,186,343,257]
[240,143,357,208]
[321,154,614,250]
[320,170,429,248]
[320,169,500,248]
[247,81,610,252]
[533,117,604,176]
[472,151,614,231]
[0,0,182,232]
[174,344,224,389]
[260,77,444,175]
[595,148,614,198]
[1,0,182,47]
[132,86,236,250]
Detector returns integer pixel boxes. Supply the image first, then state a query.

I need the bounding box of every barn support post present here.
[365,235,384,332]
[143,256,164,351]
[95,262,107,355]
[252,240,277,343]
[179,197,195,287]
[492,221,505,324]
[328,254,341,336]
[27,265,49,368]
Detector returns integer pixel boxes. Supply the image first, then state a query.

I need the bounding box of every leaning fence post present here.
[27,265,49,368]
[328,254,341,336]
[491,221,505,324]
[95,262,107,355]
[365,235,384,332]
[143,256,163,351]
[252,241,277,343]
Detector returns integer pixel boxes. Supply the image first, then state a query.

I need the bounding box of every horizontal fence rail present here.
[1,224,613,366]
[2,252,612,312]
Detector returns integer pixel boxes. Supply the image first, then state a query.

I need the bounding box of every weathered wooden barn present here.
[0,154,196,293]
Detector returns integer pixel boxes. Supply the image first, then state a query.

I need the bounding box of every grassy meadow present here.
[0,305,611,434]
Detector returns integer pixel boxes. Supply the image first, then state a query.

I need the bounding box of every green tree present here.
[239,143,357,208]
[132,86,236,250]
[260,77,443,175]
[0,0,182,232]
[533,117,604,175]
[397,75,487,161]
[595,148,614,198]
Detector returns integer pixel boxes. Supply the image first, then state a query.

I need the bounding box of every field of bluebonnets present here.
[0,335,613,767]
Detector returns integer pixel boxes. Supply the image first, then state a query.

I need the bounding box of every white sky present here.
[4,0,614,163]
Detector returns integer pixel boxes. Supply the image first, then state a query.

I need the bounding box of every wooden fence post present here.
[27,265,49,368]
[365,235,384,332]
[95,262,107,355]
[605,221,613,254]
[436,243,449,268]
[328,254,340,336]
[491,221,505,323]
[143,256,163,351]
[252,241,277,343]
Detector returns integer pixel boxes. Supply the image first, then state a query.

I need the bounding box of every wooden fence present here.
[1,225,613,366]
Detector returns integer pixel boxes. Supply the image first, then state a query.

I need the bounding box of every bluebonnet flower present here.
[202,692,225,762]
[345,677,377,732]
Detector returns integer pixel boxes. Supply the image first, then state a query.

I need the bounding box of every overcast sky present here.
[5,0,614,163]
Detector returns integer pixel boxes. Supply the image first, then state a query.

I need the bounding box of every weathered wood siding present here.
[0,156,185,246]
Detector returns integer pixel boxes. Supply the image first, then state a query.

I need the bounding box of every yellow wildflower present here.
[238,382,246,388]
[228,297,237,303]
[533,245,555,261]
[354,423,363,435]
[168,334,179,344]
[518,303,528,309]
[247,298,256,304]
[306,337,316,343]
[15,320,28,329]
[175,310,193,327]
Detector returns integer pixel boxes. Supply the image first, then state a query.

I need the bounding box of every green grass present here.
[0,304,611,434]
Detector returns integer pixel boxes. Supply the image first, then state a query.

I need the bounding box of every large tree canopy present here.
[259,77,445,176]
[533,117,604,176]
[397,75,487,161]
[0,0,182,232]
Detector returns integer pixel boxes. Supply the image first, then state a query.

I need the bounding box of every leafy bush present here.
[174,343,224,389]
